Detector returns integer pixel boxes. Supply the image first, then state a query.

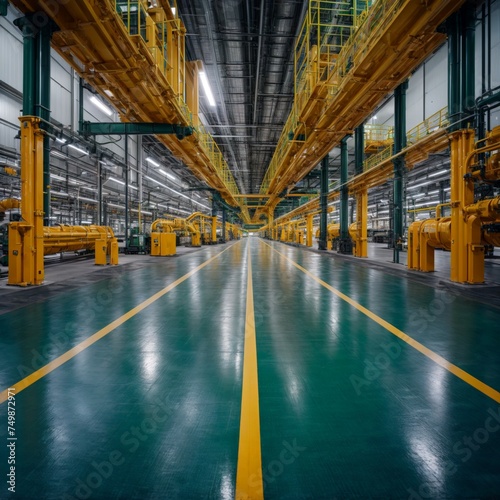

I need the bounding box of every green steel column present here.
[97,158,103,225]
[354,124,364,175]
[79,77,84,134]
[124,136,129,250]
[14,17,36,116]
[339,137,351,254]
[40,25,53,226]
[392,81,408,264]
[318,155,329,250]
[463,3,475,118]
[447,12,461,132]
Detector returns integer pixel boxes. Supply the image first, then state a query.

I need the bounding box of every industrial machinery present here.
[41,225,119,262]
[126,229,151,254]
[0,199,21,266]
[408,201,500,273]
[408,127,500,282]
[0,224,8,266]
[150,215,201,256]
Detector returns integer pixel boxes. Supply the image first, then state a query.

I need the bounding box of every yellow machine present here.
[8,117,119,287]
[408,126,500,283]
[43,225,118,264]
[150,215,201,256]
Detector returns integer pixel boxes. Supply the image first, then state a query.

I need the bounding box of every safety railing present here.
[406,107,449,145]
[363,144,393,171]
[115,0,240,200]
[261,0,380,194]
[325,0,405,105]
[195,123,240,197]
[364,124,394,143]
[295,0,370,117]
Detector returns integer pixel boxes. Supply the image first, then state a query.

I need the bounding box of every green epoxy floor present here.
[1,238,500,499]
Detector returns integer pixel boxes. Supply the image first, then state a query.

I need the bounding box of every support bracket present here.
[81,122,194,140]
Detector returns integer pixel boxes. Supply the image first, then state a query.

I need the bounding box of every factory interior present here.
[1,0,500,498]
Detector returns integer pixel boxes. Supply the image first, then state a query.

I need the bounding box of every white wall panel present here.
[406,65,424,131]
[424,45,447,117]
[0,18,23,90]
[491,0,500,88]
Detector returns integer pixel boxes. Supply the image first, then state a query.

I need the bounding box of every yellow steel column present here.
[268,209,274,240]
[466,215,484,282]
[356,188,368,257]
[8,117,45,286]
[306,214,313,247]
[450,129,475,283]
[211,216,217,243]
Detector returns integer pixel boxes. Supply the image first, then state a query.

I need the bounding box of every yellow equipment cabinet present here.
[151,232,176,256]
[160,233,176,256]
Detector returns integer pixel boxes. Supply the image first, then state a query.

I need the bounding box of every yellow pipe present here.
[151,219,174,233]
[464,196,500,221]
[0,198,21,212]
[42,225,116,255]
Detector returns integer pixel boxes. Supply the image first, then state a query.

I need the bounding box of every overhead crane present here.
[257,0,466,225]
[9,0,250,222]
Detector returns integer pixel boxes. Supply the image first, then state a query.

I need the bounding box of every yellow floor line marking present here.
[0,243,238,404]
[261,239,500,404]
[235,240,264,500]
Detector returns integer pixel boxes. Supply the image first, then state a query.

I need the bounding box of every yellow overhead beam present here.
[257,0,465,222]
[9,0,249,222]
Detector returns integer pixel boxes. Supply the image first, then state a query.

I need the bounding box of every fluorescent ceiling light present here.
[110,177,125,186]
[132,208,153,215]
[79,196,97,203]
[407,180,434,190]
[199,71,216,107]
[68,144,88,155]
[414,199,439,208]
[145,175,209,210]
[159,168,176,180]
[109,177,138,190]
[50,173,66,181]
[146,157,160,167]
[429,169,448,177]
[90,95,113,116]
[50,150,67,159]
[104,89,114,98]
[158,204,191,214]
[56,137,67,144]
